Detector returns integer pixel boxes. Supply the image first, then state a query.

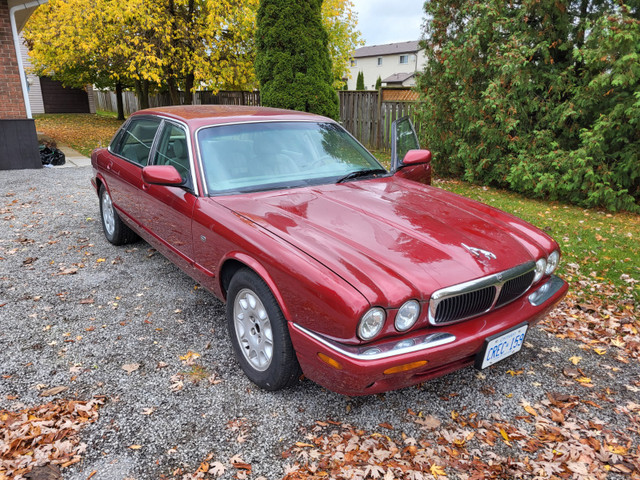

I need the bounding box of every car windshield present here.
[197,121,386,194]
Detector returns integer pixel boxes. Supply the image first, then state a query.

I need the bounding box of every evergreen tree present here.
[255,0,339,119]
[375,75,381,90]
[356,71,365,90]
[416,0,640,212]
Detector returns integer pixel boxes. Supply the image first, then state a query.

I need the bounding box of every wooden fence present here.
[94,88,418,151]
[339,89,420,151]
[93,90,261,117]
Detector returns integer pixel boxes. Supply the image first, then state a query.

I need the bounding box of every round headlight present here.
[545,250,560,275]
[533,258,547,284]
[395,300,420,331]
[357,308,386,340]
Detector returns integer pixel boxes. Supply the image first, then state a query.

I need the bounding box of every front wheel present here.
[99,184,138,245]
[226,269,301,391]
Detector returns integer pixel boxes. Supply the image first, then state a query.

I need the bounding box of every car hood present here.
[215,177,553,306]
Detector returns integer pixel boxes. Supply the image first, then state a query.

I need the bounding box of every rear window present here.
[111,117,161,166]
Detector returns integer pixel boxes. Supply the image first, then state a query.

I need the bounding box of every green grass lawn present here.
[33,113,639,305]
[435,179,640,304]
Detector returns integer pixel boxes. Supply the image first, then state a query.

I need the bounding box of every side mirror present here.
[393,149,432,185]
[142,165,184,186]
[401,149,431,166]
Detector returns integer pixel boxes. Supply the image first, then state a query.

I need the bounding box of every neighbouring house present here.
[0,0,47,170]
[19,33,96,115]
[346,40,426,90]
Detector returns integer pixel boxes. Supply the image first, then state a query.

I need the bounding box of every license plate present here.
[475,323,528,369]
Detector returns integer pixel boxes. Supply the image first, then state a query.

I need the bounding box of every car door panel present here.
[137,120,197,269]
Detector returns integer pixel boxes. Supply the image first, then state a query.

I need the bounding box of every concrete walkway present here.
[54,145,91,168]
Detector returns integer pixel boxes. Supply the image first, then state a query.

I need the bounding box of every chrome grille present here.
[496,270,535,307]
[429,262,536,325]
[434,286,496,324]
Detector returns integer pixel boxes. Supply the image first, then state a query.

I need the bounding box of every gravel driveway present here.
[1,166,638,480]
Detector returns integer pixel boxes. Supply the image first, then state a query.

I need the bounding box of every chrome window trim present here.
[428,261,536,326]
[292,323,456,361]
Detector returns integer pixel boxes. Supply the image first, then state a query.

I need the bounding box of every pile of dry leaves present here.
[541,265,639,364]
[0,398,102,480]
[280,392,640,479]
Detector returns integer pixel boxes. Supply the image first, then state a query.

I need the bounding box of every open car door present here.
[391,116,432,185]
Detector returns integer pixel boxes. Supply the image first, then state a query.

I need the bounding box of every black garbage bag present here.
[39,145,66,166]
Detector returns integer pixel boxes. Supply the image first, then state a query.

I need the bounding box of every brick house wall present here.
[0,0,27,119]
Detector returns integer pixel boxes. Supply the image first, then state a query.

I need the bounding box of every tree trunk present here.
[142,80,150,109]
[168,77,180,105]
[115,82,125,120]
[134,79,150,109]
[185,73,194,105]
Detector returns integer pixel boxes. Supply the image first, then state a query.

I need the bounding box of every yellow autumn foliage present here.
[23,0,361,95]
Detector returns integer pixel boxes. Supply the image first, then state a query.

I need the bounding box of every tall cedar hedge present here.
[417,1,640,212]
[255,0,339,120]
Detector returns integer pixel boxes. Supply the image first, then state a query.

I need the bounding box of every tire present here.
[99,184,138,246]
[226,268,301,391]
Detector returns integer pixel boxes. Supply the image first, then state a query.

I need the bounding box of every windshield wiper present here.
[336,168,387,184]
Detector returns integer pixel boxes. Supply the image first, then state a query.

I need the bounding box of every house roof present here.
[382,73,415,84]
[353,40,421,59]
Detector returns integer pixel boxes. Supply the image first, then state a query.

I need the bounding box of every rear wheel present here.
[99,185,138,245]
[226,269,301,391]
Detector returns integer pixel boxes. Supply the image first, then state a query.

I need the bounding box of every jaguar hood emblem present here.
[462,243,497,261]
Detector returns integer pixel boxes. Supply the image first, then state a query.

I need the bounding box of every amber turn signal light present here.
[318,353,343,370]
[383,360,427,375]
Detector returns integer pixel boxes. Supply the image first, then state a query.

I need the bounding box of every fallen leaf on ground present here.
[122,363,140,375]
[39,386,68,397]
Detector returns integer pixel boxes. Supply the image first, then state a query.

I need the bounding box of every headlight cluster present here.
[357,300,421,341]
[533,250,560,284]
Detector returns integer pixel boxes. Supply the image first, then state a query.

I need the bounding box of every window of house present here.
[350,59,357,67]
[399,55,409,64]
[377,57,383,66]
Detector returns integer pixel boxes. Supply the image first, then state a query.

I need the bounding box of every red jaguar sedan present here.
[91,105,567,396]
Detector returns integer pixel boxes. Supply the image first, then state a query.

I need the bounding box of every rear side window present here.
[111,117,161,166]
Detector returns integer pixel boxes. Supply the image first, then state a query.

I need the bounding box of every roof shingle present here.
[353,40,421,58]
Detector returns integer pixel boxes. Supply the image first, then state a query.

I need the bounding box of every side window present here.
[153,123,191,184]
[113,117,161,166]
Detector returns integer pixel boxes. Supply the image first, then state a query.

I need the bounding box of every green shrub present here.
[417,1,640,212]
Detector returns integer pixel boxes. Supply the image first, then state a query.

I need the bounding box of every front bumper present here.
[289,275,568,396]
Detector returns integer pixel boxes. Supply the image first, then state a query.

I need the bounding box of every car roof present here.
[133,105,332,130]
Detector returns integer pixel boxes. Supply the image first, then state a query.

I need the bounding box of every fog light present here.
[362,347,382,356]
[318,353,342,370]
[383,361,428,375]
[393,339,415,350]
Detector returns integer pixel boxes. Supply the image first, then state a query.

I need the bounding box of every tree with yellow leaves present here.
[24,0,361,115]
[321,0,363,88]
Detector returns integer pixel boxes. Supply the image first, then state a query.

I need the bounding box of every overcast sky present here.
[350,0,425,46]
